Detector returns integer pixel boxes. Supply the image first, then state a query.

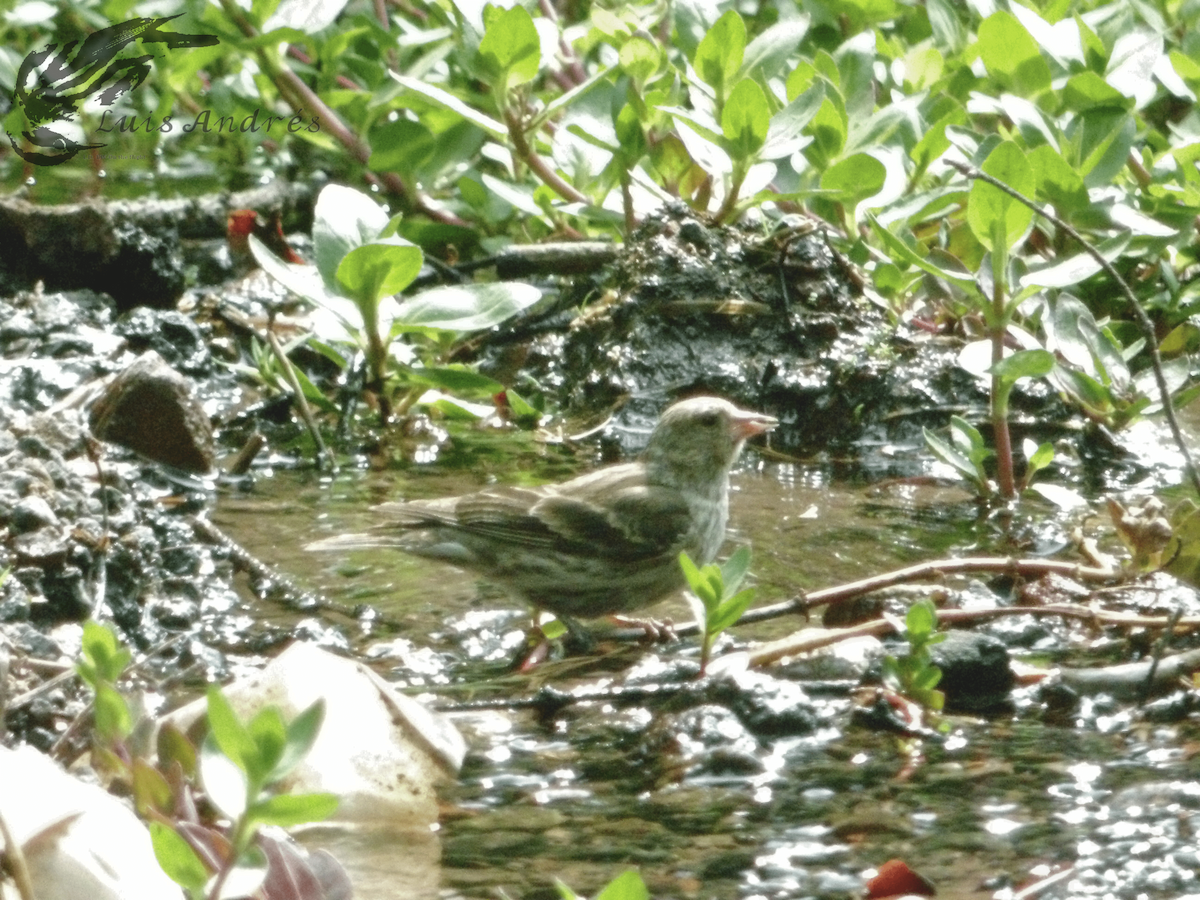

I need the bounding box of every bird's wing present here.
[373,488,562,550]
[370,463,691,559]
[531,485,691,560]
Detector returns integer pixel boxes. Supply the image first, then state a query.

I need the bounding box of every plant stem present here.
[990,276,1015,497]
[266,328,336,470]
[947,159,1200,498]
[504,108,589,205]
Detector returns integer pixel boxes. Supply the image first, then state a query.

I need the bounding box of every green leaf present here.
[868,214,978,292]
[927,0,966,53]
[389,74,508,142]
[1062,71,1131,112]
[977,11,1051,97]
[81,621,132,684]
[679,552,704,592]
[336,240,424,305]
[478,5,541,87]
[924,426,988,492]
[206,685,256,774]
[911,105,966,172]
[200,733,250,820]
[968,141,1035,251]
[1047,293,1127,383]
[761,81,824,159]
[737,18,810,83]
[157,722,198,778]
[1160,323,1200,356]
[541,617,569,640]
[807,92,848,165]
[720,79,770,161]
[1075,14,1107,71]
[94,683,132,742]
[396,282,542,332]
[248,235,345,310]
[1023,439,1055,484]
[249,792,339,828]
[1024,233,1130,289]
[905,598,937,637]
[990,349,1055,386]
[246,706,288,783]
[703,567,724,609]
[720,546,753,595]
[1074,109,1136,186]
[821,153,886,204]
[912,665,943,691]
[289,364,339,414]
[409,366,505,396]
[903,47,943,91]
[150,823,210,891]
[132,758,173,817]
[1028,144,1089,213]
[709,588,756,633]
[786,61,816,102]
[1052,366,1115,416]
[312,185,390,289]
[949,415,990,464]
[619,33,660,84]
[595,870,649,900]
[272,700,326,784]
[694,9,745,94]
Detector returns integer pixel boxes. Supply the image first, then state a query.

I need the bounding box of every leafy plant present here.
[556,869,649,900]
[680,546,757,676]
[75,622,345,900]
[152,687,338,900]
[250,183,541,424]
[77,620,135,754]
[882,599,946,713]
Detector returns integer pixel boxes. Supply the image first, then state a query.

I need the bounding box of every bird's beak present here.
[731,409,778,441]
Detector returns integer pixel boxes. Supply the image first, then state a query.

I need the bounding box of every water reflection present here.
[213,458,1200,900]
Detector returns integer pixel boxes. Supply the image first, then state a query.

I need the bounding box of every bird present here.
[308,396,777,622]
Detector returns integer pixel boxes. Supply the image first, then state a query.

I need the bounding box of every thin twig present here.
[947,159,1200,497]
[1138,604,1183,706]
[745,602,1200,669]
[189,517,408,629]
[0,807,37,900]
[265,325,337,471]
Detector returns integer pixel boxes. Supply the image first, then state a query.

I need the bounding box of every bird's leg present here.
[557,615,596,654]
[608,615,677,643]
[515,612,595,670]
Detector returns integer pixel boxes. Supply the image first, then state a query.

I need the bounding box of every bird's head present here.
[644,396,777,489]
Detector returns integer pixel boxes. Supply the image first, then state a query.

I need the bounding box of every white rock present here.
[0,744,183,900]
[162,641,465,826]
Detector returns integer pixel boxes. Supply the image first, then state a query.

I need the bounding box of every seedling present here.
[680,546,757,676]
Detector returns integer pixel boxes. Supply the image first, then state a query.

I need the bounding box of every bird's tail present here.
[305,532,414,552]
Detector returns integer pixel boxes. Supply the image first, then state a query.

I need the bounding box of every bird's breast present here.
[687,492,729,565]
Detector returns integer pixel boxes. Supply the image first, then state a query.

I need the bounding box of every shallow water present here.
[213,447,1200,900]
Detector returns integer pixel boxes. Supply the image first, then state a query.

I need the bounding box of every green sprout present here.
[680,546,758,676]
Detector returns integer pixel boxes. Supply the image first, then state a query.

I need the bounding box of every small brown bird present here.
[308,396,777,621]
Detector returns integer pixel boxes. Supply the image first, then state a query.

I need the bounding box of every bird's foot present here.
[608,615,676,643]
[515,615,595,670]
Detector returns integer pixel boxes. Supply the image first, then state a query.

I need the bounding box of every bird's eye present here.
[697,411,720,427]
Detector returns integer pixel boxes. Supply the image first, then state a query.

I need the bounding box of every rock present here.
[88,351,214,473]
[160,641,466,826]
[928,629,1014,711]
[9,496,58,532]
[12,527,70,565]
[115,308,211,374]
[0,744,183,900]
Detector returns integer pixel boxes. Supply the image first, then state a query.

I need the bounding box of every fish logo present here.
[7,15,219,166]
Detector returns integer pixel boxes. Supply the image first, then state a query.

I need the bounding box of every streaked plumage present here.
[309,396,776,619]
